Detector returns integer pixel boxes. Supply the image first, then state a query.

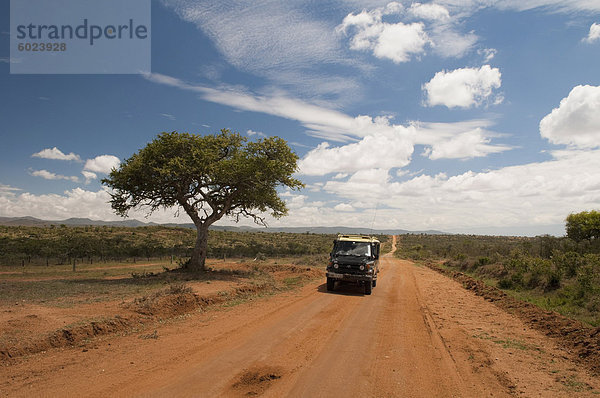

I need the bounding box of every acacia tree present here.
[566,210,600,242]
[102,129,303,271]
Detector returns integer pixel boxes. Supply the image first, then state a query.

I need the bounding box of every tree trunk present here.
[188,225,209,271]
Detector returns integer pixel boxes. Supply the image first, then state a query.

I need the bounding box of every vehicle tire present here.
[364,280,372,295]
[327,277,335,291]
[372,279,377,288]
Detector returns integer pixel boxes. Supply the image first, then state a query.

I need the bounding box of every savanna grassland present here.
[0,226,390,361]
[395,234,600,326]
[0,225,343,267]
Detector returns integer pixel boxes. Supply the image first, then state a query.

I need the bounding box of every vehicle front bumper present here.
[326,271,373,282]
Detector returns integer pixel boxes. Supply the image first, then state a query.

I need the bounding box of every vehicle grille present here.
[335,264,365,274]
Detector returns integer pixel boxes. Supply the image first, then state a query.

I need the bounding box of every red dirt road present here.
[3,240,600,397]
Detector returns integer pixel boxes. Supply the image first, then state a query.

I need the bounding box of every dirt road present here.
[3,238,600,397]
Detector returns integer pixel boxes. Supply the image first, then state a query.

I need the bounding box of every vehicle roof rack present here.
[336,234,380,243]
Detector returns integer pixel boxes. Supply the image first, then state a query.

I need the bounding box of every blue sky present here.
[1,0,600,235]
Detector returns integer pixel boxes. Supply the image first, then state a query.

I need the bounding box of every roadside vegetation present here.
[0,225,329,266]
[0,225,388,304]
[395,215,600,327]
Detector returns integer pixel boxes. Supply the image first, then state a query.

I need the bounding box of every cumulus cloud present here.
[82,170,98,184]
[334,203,354,212]
[408,3,450,20]
[337,2,477,62]
[540,85,600,149]
[319,149,600,232]
[30,169,79,182]
[246,129,267,138]
[32,147,81,162]
[0,188,193,223]
[0,188,107,220]
[584,23,600,43]
[375,22,429,63]
[337,5,429,63]
[84,155,120,174]
[422,65,502,108]
[478,48,497,62]
[7,149,598,234]
[298,130,415,176]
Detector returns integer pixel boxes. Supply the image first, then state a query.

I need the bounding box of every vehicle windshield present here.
[334,241,371,257]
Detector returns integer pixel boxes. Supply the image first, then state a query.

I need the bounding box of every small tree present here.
[566,210,600,242]
[102,130,303,271]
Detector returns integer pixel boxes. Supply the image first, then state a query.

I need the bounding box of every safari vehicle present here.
[326,234,381,295]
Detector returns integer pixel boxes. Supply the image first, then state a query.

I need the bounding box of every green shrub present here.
[498,278,513,289]
[552,251,584,278]
[476,257,493,266]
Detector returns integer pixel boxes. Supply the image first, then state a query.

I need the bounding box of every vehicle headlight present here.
[333,263,339,269]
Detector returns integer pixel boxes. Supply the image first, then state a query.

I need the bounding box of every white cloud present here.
[146,72,511,168]
[478,48,497,62]
[162,0,359,101]
[0,184,21,195]
[411,119,512,159]
[30,169,79,182]
[338,5,430,63]
[0,188,194,223]
[298,130,414,176]
[584,23,600,43]
[246,129,267,138]
[374,22,429,63]
[540,85,600,149]
[84,155,120,174]
[82,171,98,184]
[408,3,451,21]
[422,128,512,160]
[429,28,477,58]
[32,147,81,162]
[318,149,600,232]
[7,149,599,235]
[337,2,478,62]
[334,203,354,212]
[423,65,502,109]
[436,0,600,13]
[144,72,374,142]
[0,188,109,220]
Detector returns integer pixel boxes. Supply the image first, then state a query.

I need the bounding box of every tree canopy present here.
[566,210,600,242]
[102,129,303,270]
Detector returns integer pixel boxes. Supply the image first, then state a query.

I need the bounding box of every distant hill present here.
[0,216,156,228]
[0,216,447,235]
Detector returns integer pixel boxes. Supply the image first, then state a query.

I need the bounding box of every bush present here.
[552,251,583,278]
[476,257,493,266]
[498,278,513,289]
